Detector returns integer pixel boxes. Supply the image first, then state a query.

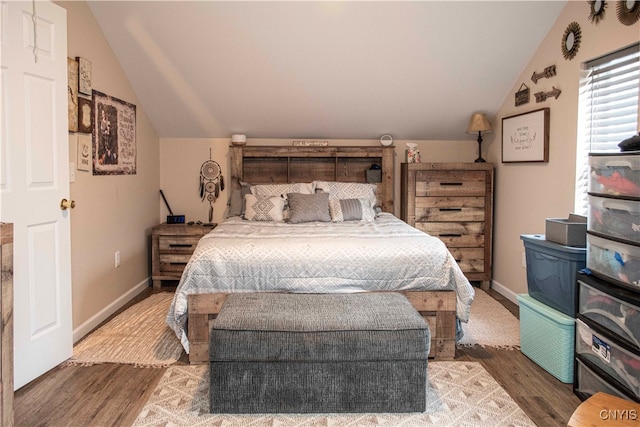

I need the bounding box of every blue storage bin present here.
[517,294,575,383]
[520,234,587,317]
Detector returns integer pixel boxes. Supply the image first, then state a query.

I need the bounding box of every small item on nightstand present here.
[159,189,185,224]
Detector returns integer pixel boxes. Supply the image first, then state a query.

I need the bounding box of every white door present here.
[0,0,73,389]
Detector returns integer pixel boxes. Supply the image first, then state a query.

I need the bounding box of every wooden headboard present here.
[229,145,395,213]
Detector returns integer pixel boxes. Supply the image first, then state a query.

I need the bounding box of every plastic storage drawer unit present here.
[578,273,640,350]
[574,358,639,402]
[517,294,575,383]
[521,234,586,317]
[586,233,640,291]
[588,152,640,198]
[588,195,640,245]
[576,318,640,399]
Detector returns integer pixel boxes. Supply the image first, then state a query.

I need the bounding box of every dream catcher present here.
[199,150,224,223]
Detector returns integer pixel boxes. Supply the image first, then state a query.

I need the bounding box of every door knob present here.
[60,198,76,210]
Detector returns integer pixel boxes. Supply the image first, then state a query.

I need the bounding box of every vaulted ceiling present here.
[88,1,566,140]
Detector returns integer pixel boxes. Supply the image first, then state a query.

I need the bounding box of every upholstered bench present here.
[209,292,430,414]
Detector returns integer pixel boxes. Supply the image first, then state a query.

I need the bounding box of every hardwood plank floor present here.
[14,288,582,427]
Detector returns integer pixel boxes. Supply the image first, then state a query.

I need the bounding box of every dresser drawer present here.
[448,247,485,273]
[415,197,485,222]
[415,171,486,197]
[159,236,200,254]
[416,222,485,247]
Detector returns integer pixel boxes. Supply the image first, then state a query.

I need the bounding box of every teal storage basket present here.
[517,294,575,383]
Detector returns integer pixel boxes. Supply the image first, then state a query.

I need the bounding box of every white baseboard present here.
[72,277,150,343]
[488,280,521,306]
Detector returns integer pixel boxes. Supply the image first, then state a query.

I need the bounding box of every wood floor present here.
[13,288,582,427]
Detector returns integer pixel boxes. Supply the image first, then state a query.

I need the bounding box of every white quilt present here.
[166,213,475,353]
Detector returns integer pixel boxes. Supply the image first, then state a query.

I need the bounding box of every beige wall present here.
[486,2,639,301]
[159,138,480,223]
[58,1,160,341]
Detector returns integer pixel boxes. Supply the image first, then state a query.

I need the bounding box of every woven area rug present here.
[65,292,183,368]
[457,289,520,349]
[133,361,534,426]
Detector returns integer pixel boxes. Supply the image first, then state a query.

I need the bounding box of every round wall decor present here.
[588,0,607,24]
[380,134,393,146]
[561,22,582,60]
[616,0,640,25]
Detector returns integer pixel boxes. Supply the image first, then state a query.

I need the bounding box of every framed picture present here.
[77,57,92,96]
[67,57,79,132]
[77,134,92,172]
[502,108,550,163]
[77,97,92,133]
[92,90,137,175]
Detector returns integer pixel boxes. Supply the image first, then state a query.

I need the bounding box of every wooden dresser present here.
[401,163,494,289]
[151,223,216,289]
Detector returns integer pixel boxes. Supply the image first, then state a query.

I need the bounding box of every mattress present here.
[166,213,475,353]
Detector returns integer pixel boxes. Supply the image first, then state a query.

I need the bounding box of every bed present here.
[166,145,476,362]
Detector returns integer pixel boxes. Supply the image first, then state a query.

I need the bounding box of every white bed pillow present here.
[329,198,376,222]
[243,194,286,222]
[251,183,315,199]
[314,181,377,208]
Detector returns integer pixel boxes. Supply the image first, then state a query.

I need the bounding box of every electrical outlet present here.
[522,252,526,268]
[115,251,120,268]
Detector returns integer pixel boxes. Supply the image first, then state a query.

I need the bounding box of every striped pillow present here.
[329,198,376,222]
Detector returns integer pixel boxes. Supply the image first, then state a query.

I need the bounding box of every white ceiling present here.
[88,1,566,140]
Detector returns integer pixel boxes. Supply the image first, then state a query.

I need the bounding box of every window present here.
[574,43,639,215]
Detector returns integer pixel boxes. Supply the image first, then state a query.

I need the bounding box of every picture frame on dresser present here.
[502,107,550,163]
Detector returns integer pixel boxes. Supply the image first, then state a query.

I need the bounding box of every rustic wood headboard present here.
[229,145,395,213]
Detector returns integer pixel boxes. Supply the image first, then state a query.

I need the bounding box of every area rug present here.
[65,292,182,368]
[457,289,520,349]
[133,361,535,426]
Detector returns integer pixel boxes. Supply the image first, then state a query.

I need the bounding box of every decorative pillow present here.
[287,192,331,224]
[227,181,253,217]
[251,183,315,199]
[314,181,377,208]
[329,198,376,222]
[243,194,285,221]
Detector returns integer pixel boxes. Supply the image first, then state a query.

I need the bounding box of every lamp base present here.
[475,132,485,163]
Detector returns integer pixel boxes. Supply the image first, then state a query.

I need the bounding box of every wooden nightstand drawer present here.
[159,254,191,273]
[158,236,200,253]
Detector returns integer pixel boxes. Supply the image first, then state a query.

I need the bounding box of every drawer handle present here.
[169,262,187,265]
[440,233,462,237]
[440,182,463,186]
[169,244,194,248]
[439,208,462,212]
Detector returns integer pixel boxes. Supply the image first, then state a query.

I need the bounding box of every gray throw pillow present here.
[287,192,331,223]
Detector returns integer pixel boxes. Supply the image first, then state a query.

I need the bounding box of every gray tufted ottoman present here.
[209,292,430,414]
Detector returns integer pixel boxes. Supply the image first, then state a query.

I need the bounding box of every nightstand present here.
[151,223,216,289]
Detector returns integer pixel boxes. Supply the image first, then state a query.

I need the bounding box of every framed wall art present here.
[77,97,92,133]
[77,57,92,96]
[92,90,137,175]
[502,108,550,163]
[67,57,79,132]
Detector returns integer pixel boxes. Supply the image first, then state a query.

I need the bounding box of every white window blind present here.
[575,43,639,215]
